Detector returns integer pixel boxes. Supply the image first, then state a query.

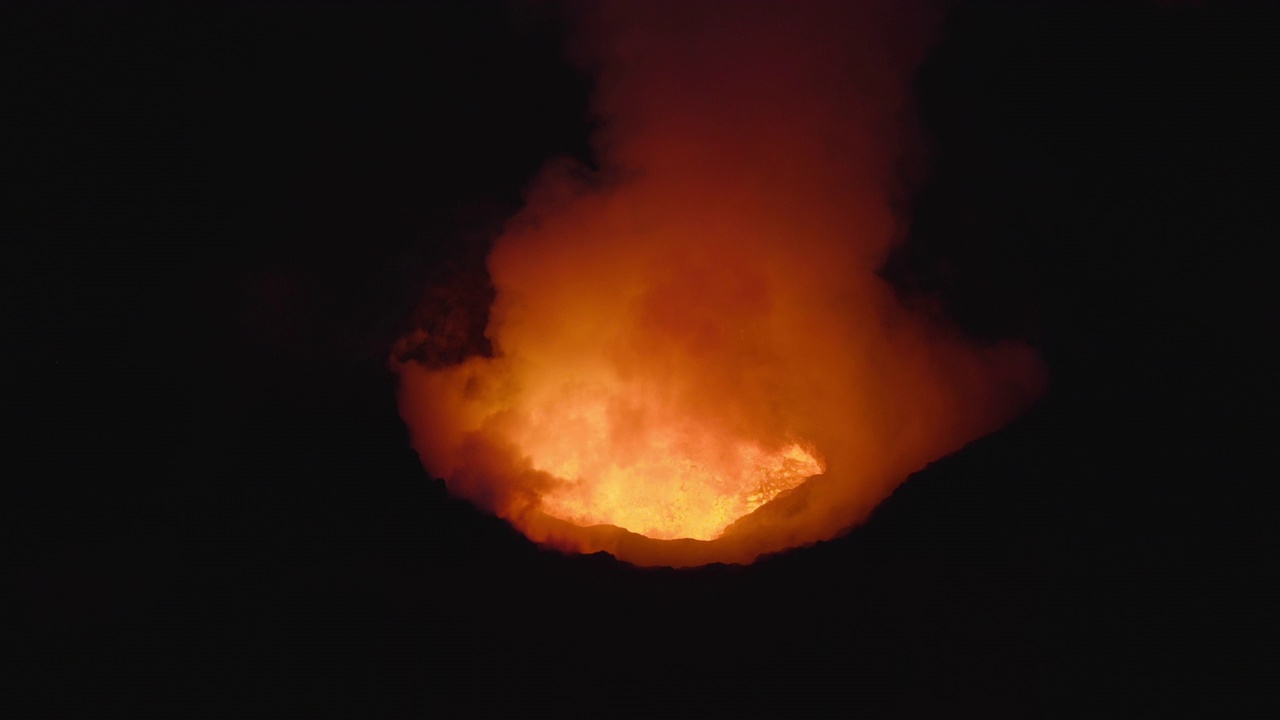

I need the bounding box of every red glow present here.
[394,1,1044,566]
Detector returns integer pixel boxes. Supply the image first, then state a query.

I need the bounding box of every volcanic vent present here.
[393,1,1044,567]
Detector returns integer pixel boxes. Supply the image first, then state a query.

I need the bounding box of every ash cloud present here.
[396,0,1044,566]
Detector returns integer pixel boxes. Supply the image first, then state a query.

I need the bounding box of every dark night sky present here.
[9,1,1276,716]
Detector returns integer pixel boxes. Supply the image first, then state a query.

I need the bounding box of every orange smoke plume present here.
[393,1,1044,567]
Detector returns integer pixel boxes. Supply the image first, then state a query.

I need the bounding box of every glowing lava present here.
[393,1,1045,567]
[513,387,823,540]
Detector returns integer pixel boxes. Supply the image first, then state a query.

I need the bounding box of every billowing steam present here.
[393,1,1044,567]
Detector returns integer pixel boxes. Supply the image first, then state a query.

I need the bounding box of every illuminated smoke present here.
[393,0,1044,566]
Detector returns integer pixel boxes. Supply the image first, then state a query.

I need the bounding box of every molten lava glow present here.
[515,387,823,540]
[393,1,1046,566]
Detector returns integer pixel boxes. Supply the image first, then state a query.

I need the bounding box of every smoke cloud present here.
[394,0,1044,566]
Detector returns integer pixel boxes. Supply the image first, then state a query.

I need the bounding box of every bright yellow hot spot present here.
[514,389,823,540]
